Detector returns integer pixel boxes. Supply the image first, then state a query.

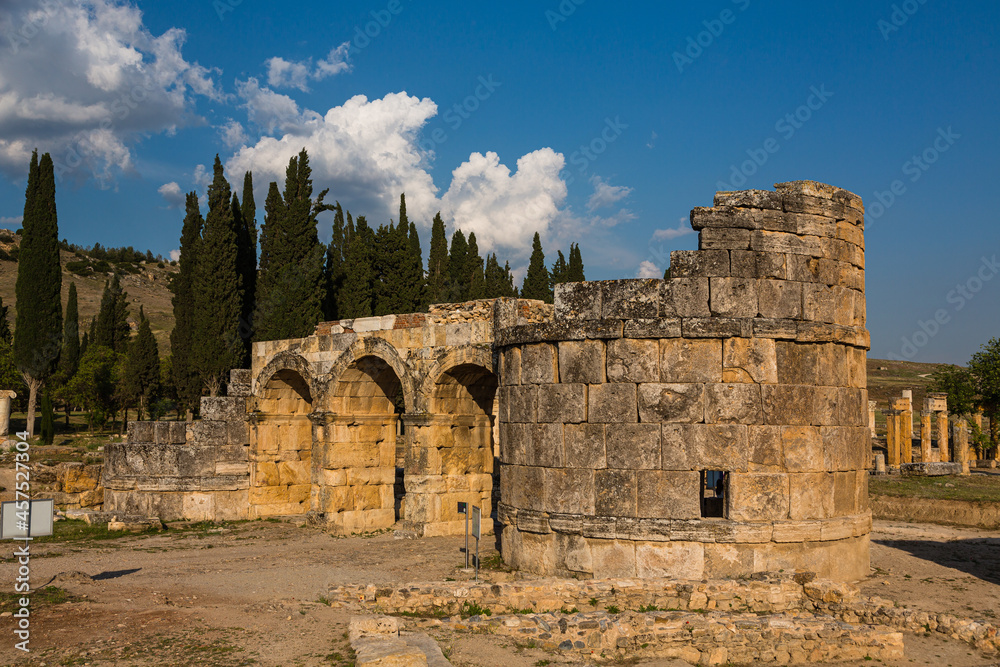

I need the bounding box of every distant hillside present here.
[0,233,177,355]
[867,358,954,412]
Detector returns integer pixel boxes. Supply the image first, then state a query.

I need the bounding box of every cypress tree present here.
[0,296,11,344]
[567,243,585,282]
[170,192,203,415]
[550,250,568,289]
[339,216,374,318]
[192,155,243,396]
[372,222,401,316]
[407,221,424,312]
[521,232,552,302]
[13,151,62,436]
[40,390,54,445]
[466,232,486,300]
[254,149,329,340]
[125,307,161,419]
[57,281,81,389]
[426,212,448,305]
[446,230,468,302]
[485,253,517,298]
[235,171,257,360]
[324,202,347,320]
[95,274,130,353]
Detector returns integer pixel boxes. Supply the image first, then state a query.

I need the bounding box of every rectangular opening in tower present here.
[700,470,727,518]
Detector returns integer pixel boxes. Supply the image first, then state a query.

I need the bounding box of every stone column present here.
[920,411,933,462]
[0,390,15,436]
[885,409,900,466]
[868,400,878,439]
[955,419,970,475]
[937,412,950,462]
[901,390,914,447]
[891,397,912,463]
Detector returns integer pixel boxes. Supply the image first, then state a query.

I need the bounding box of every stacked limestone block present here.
[104,369,251,521]
[496,181,871,582]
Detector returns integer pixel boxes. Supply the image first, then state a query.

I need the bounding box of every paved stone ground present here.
[0,519,998,666]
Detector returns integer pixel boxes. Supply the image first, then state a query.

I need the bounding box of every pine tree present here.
[339,216,374,318]
[192,156,243,396]
[95,274,130,353]
[466,232,486,300]
[125,307,161,419]
[425,212,448,306]
[0,296,11,344]
[253,149,329,340]
[13,151,62,436]
[373,221,408,316]
[567,243,585,282]
[80,331,90,359]
[170,192,203,415]
[446,230,468,302]
[521,232,552,302]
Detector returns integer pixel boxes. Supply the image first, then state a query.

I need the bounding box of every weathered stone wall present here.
[102,369,252,521]
[496,181,871,581]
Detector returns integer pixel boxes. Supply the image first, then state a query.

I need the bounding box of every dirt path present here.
[1,519,998,666]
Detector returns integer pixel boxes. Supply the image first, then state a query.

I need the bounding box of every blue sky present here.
[0,0,996,364]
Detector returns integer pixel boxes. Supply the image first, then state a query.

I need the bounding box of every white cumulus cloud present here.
[265,42,351,92]
[0,0,223,183]
[158,181,184,208]
[636,260,663,278]
[587,175,632,211]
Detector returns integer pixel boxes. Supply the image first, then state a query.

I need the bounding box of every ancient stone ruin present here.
[105,180,871,581]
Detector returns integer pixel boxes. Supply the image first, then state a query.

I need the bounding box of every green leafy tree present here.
[170,192,203,416]
[425,212,448,305]
[0,342,23,405]
[521,232,552,302]
[64,345,118,430]
[254,149,330,340]
[56,282,81,424]
[13,151,62,436]
[94,274,130,353]
[193,156,243,396]
[373,220,409,315]
[931,366,978,417]
[405,220,425,312]
[968,338,1000,449]
[484,253,517,298]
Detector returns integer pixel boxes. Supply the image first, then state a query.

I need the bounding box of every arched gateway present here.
[107,182,872,581]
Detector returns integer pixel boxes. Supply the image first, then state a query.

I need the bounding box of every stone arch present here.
[312,337,414,535]
[404,345,498,536]
[250,364,314,518]
[254,352,316,402]
[323,337,416,414]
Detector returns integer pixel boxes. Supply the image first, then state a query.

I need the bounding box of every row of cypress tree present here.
[170,149,584,410]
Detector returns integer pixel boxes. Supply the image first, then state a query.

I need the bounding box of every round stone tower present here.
[495,181,870,581]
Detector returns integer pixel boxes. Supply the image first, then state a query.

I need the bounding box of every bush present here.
[92,260,112,274]
[66,260,93,277]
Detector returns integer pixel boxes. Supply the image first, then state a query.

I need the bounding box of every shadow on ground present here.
[873,538,1000,585]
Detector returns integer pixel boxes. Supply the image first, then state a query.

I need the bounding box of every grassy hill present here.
[0,234,177,354]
